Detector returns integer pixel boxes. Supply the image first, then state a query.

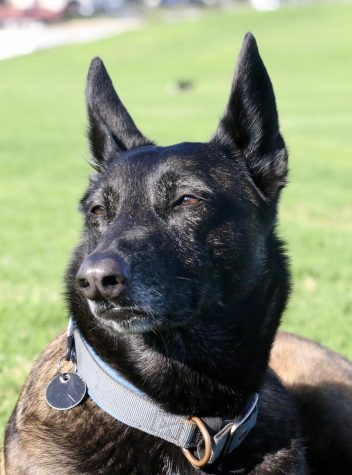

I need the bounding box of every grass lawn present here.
[1,3,351,438]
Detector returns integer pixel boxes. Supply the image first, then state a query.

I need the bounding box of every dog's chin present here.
[87,300,162,334]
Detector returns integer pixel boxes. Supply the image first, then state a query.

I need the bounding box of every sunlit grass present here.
[1,3,352,436]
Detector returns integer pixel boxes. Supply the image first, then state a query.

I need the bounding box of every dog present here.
[3,33,352,474]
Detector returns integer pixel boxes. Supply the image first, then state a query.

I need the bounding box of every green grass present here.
[1,3,352,438]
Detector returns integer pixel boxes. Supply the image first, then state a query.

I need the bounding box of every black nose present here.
[76,252,129,301]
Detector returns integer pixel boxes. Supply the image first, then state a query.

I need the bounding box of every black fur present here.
[64,33,305,473]
[5,33,308,474]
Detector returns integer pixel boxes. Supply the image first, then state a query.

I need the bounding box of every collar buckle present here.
[221,393,259,457]
[190,393,259,467]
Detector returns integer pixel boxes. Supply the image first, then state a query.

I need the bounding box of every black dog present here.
[4,33,308,474]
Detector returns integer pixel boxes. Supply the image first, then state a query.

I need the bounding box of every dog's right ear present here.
[86,58,153,172]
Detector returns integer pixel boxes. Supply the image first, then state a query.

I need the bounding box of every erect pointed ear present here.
[86,58,154,171]
[212,33,288,199]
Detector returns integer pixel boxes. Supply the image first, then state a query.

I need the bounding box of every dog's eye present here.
[90,205,107,217]
[173,195,202,207]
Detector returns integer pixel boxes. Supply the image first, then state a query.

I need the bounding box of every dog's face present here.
[68,33,288,338]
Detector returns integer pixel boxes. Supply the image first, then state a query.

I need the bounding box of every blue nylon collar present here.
[68,317,146,396]
[67,317,259,466]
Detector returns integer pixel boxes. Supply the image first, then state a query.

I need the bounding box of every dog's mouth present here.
[87,300,162,334]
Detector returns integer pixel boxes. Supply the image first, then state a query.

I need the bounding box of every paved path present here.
[0,17,142,61]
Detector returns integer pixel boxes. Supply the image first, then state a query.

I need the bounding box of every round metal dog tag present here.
[46,372,87,410]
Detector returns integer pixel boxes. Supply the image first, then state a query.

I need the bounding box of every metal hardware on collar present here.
[224,393,259,454]
[65,318,75,362]
[209,392,259,463]
[53,317,259,467]
[184,393,259,467]
[182,417,212,467]
[45,326,87,411]
[57,355,77,375]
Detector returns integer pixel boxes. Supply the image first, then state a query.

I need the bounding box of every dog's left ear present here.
[212,33,287,199]
[86,58,153,171]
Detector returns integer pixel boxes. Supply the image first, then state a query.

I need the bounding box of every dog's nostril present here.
[102,275,119,288]
[76,253,129,300]
[78,278,90,289]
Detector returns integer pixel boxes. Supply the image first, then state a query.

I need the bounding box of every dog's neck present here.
[68,237,289,419]
[76,294,279,418]
[69,235,289,418]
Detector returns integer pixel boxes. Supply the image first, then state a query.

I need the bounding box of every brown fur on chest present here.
[4,332,122,475]
[5,330,352,474]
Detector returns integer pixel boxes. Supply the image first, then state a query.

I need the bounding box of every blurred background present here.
[0,0,351,438]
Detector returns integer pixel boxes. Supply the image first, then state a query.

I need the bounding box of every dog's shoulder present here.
[271,331,352,473]
[271,331,352,403]
[11,331,68,431]
[4,331,65,473]
[4,331,113,474]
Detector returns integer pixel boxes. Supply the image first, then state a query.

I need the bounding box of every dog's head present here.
[67,33,289,342]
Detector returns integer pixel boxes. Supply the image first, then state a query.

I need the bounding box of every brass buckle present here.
[182,416,212,468]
